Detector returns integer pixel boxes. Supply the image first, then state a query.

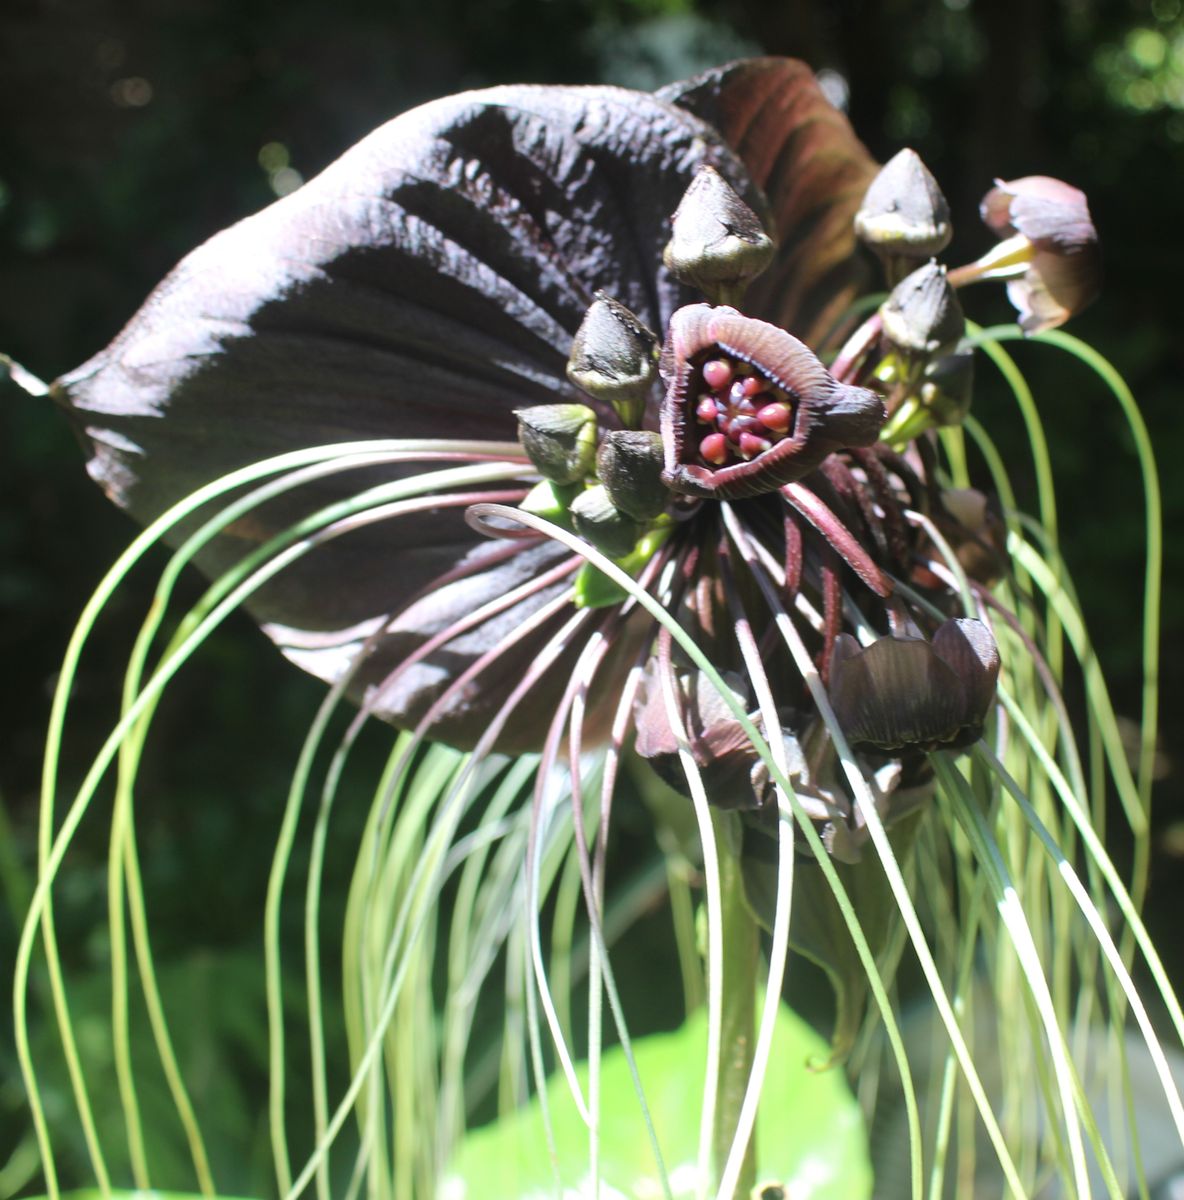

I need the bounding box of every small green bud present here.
[663,166,776,305]
[855,149,952,284]
[514,403,598,484]
[569,484,640,559]
[596,430,668,522]
[566,293,658,427]
[880,261,964,360]
[919,347,974,427]
[518,479,578,527]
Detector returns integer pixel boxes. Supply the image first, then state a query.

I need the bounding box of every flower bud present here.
[514,403,598,485]
[880,261,964,359]
[829,618,1000,753]
[569,484,640,559]
[566,292,658,427]
[855,149,952,283]
[919,346,974,427]
[663,166,776,305]
[596,430,668,522]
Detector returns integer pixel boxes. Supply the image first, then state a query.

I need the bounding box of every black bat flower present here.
[49,58,1006,834]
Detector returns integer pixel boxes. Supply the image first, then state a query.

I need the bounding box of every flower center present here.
[691,352,796,468]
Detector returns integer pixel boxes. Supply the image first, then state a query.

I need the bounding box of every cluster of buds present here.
[853,149,1099,442]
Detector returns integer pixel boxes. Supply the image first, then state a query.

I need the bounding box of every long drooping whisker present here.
[343,552,581,745]
[718,502,1057,1196]
[820,458,889,560]
[783,509,804,599]
[850,446,911,565]
[715,517,799,1200]
[285,606,599,1200]
[819,546,843,685]
[782,481,892,598]
[744,531,827,636]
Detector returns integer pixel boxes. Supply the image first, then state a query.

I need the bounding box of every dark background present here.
[1,0,1181,1193]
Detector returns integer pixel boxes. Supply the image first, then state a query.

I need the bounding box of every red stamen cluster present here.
[693,354,795,468]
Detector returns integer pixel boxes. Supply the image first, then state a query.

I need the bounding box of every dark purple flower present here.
[828,619,1001,754]
[658,304,884,500]
[48,57,1012,841]
[50,60,889,754]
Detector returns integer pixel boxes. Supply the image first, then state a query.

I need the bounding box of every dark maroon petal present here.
[931,617,1000,730]
[1008,247,1101,334]
[49,84,760,744]
[633,666,767,809]
[828,632,968,753]
[979,175,1100,332]
[659,305,884,500]
[660,58,878,346]
[988,176,1097,252]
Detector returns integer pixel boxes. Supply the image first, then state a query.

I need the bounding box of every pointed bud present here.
[514,403,597,485]
[663,166,776,305]
[569,484,640,559]
[880,261,964,359]
[596,430,668,522]
[566,293,658,427]
[855,149,952,282]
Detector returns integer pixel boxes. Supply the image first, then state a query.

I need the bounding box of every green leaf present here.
[445,1005,871,1198]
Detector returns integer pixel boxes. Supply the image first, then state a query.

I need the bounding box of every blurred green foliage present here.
[2,0,1181,1194]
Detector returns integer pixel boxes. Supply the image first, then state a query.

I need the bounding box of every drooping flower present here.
[828,619,1001,754]
[47,58,1046,850]
[957,174,1101,333]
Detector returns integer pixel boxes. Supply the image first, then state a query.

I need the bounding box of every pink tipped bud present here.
[756,401,792,433]
[700,432,728,464]
[696,396,719,423]
[701,359,732,391]
[738,432,772,459]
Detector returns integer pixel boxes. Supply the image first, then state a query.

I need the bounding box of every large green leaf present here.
[445,1004,871,1199]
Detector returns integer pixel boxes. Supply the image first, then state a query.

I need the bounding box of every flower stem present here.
[712,811,760,1198]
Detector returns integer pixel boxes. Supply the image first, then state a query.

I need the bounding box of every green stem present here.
[713,815,760,1198]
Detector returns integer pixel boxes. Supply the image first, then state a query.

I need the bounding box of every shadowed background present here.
[1,0,1181,1193]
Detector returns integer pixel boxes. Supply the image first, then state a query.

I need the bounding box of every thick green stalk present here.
[712,814,760,1198]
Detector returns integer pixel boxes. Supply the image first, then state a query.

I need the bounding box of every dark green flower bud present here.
[880,261,964,359]
[663,166,776,305]
[566,293,658,428]
[569,484,640,559]
[919,347,974,427]
[855,148,952,283]
[596,430,668,522]
[514,403,597,484]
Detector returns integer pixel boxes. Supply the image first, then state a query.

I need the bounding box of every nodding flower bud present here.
[663,165,776,306]
[880,261,964,360]
[569,484,641,559]
[566,292,658,428]
[855,148,952,283]
[597,430,668,522]
[515,403,598,485]
[919,347,974,427]
[974,175,1100,333]
[829,618,1000,753]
